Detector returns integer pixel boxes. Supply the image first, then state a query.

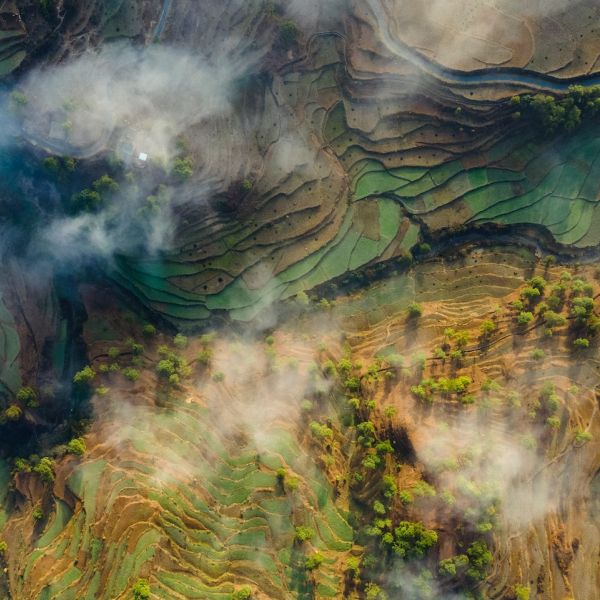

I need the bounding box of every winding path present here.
[365,0,600,92]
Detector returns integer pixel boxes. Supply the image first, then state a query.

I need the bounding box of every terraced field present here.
[0,1,599,599]
[3,245,598,599]
[106,0,600,328]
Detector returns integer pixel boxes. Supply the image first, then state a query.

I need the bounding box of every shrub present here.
[411,481,436,497]
[197,349,213,366]
[543,310,566,328]
[73,366,95,386]
[232,587,252,600]
[383,475,397,498]
[529,276,547,292]
[122,368,140,382]
[453,331,470,348]
[365,583,386,600]
[32,507,44,521]
[67,438,86,456]
[521,434,537,450]
[356,421,376,447]
[362,453,382,469]
[173,334,188,349]
[305,552,324,571]
[14,458,31,473]
[344,376,361,392]
[295,291,309,306]
[132,579,151,600]
[573,338,590,349]
[511,299,524,311]
[439,554,469,577]
[530,348,545,360]
[142,324,157,337]
[173,156,193,180]
[73,188,101,210]
[373,500,386,515]
[279,20,300,47]
[17,387,38,408]
[480,320,496,336]
[521,287,541,301]
[5,405,22,421]
[33,457,55,483]
[294,526,315,542]
[157,360,176,377]
[92,174,119,194]
[575,429,592,444]
[130,342,144,356]
[310,421,333,440]
[0,541,7,553]
[514,584,530,600]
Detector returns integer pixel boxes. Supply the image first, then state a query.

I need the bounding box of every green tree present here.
[407,302,423,318]
[92,174,119,195]
[390,521,438,559]
[5,405,22,421]
[466,541,493,580]
[67,438,86,456]
[173,333,188,349]
[294,526,315,542]
[33,457,55,483]
[305,552,324,571]
[73,366,95,386]
[173,157,193,180]
[279,20,300,47]
[132,578,151,600]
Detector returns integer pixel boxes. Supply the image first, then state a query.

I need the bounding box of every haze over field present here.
[0,1,597,600]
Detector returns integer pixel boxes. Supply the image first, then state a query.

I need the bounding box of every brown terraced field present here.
[0,1,599,599]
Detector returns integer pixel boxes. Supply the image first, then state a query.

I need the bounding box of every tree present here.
[92,174,119,195]
[67,438,86,456]
[528,276,547,292]
[232,587,252,600]
[466,541,493,580]
[132,578,151,600]
[33,457,55,483]
[573,338,590,349]
[310,421,333,440]
[407,302,423,318]
[173,156,193,180]
[390,521,438,559]
[73,188,102,210]
[142,324,157,337]
[279,20,300,47]
[173,334,188,349]
[543,310,566,328]
[439,554,469,577]
[517,311,533,325]
[480,320,496,337]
